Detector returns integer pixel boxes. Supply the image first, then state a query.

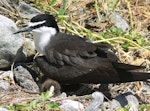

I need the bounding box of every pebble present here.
[85,92,104,111]
[112,11,130,32]
[111,92,139,111]
[60,99,85,111]
[13,64,39,92]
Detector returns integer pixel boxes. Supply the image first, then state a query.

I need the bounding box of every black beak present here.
[13,26,33,34]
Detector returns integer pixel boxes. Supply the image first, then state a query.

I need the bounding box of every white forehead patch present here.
[28,20,46,27]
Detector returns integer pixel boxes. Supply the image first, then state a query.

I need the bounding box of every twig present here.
[93,36,146,49]
[126,0,133,28]
[95,0,101,22]
[0,6,17,16]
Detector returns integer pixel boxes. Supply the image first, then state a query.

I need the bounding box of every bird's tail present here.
[114,69,150,83]
[112,62,150,83]
[128,71,150,82]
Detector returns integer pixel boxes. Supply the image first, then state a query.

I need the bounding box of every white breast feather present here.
[32,26,57,55]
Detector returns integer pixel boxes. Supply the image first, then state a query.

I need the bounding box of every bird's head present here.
[14,14,59,35]
[14,14,60,55]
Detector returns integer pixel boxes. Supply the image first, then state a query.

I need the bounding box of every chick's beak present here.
[13,26,33,34]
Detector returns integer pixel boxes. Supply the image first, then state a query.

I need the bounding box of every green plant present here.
[139,104,150,111]
[58,0,67,15]
[117,104,130,111]
[26,0,150,52]
[3,91,59,111]
[48,0,57,6]
[4,104,30,111]
[45,102,60,110]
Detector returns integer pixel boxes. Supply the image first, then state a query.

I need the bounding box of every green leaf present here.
[30,99,39,109]
[59,9,66,15]
[48,0,56,6]
[62,0,66,8]
[110,27,123,36]
[4,106,15,110]
[46,102,60,110]
[122,41,130,52]
[139,104,150,111]
[41,92,50,102]
[58,0,66,15]
[117,104,130,111]
[14,104,30,110]
[137,38,145,46]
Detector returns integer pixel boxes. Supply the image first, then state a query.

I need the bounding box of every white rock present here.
[111,92,139,111]
[0,15,22,54]
[112,11,129,32]
[0,14,22,69]
[0,80,10,91]
[85,92,104,111]
[0,107,8,111]
[18,1,41,18]
[14,65,40,92]
[60,99,85,111]
[126,93,139,111]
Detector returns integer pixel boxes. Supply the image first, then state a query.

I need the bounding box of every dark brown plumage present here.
[35,39,150,86]
[14,14,150,93]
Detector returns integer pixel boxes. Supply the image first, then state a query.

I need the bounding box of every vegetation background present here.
[0,0,150,110]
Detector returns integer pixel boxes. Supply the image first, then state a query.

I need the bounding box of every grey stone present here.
[0,0,41,18]
[14,65,39,92]
[60,99,85,111]
[0,14,22,69]
[0,79,10,92]
[0,107,8,111]
[0,71,14,92]
[111,92,139,111]
[112,11,130,32]
[19,1,41,18]
[85,92,104,111]
[142,81,150,93]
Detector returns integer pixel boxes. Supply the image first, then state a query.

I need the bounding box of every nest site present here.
[0,0,150,109]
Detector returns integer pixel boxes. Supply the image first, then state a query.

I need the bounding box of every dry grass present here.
[0,0,150,110]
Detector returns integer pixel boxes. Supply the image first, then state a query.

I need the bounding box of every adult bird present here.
[14,14,150,92]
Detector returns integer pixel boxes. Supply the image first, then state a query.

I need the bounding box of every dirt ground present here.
[0,0,150,110]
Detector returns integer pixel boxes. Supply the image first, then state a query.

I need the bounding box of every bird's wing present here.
[45,33,98,66]
[35,55,150,84]
[35,56,118,82]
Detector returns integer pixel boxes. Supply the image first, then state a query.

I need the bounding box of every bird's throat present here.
[33,32,52,55]
[32,27,57,55]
